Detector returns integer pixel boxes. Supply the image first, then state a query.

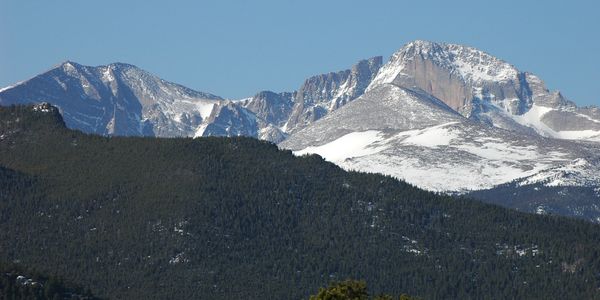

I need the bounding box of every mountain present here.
[281,84,600,193]
[0,61,223,137]
[0,57,381,143]
[2,104,600,299]
[281,42,600,222]
[366,40,600,141]
[2,41,600,222]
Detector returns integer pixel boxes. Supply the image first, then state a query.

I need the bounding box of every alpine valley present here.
[2,40,600,222]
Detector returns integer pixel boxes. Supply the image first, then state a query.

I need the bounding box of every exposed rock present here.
[241,90,295,128]
[285,56,382,133]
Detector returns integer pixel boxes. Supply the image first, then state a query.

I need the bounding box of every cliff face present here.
[241,91,295,128]
[285,56,382,133]
[368,40,528,117]
[366,40,600,138]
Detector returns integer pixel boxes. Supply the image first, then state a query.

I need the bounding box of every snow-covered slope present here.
[282,84,600,193]
[282,84,463,148]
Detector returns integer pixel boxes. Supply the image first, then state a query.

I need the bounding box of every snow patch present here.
[194,124,209,138]
[32,103,52,113]
[456,142,539,161]
[509,104,600,142]
[294,131,387,162]
[511,104,554,136]
[169,252,189,264]
[0,85,16,93]
[399,123,459,147]
[102,67,115,83]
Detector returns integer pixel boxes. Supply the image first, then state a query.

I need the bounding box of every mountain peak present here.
[55,61,141,76]
[404,39,437,49]
[58,60,83,74]
[59,60,79,67]
[373,40,519,88]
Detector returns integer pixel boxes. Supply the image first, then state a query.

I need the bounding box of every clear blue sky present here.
[1,0,598,106]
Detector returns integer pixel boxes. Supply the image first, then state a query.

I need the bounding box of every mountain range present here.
[1,104,600,299]
[2,40,599,222]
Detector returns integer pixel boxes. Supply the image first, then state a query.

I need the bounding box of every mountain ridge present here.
[0,57,383,142]
[2,40,600,221]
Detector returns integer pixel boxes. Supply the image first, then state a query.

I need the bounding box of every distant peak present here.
[254,90,279,98]
[57,60,84,74]
[399,40,510,65]
[56,61,139,72]
[362,56,383,64]
[61,60,79,66]
[105,62,138,70]
[406,39,435,47]
[403,40,444,51]
[400,40,456,56]
[59,60,81,69]
[357,56,383,69]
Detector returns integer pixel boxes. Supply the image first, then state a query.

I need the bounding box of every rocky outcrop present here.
[241,91,295,128]
[285,56,382,133]
[199,101,259,137]
[198,100,288,143]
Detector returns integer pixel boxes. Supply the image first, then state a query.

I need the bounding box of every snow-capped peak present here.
[368,40,519,91]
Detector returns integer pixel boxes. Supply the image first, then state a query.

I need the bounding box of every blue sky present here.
[1,0,598,106]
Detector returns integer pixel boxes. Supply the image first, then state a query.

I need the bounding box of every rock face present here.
[368,41,528,116]
[197,100,288,143]
[366,41,600,140]
[240,91,295,128]
[198,101,259,138]
[285,56,382,133]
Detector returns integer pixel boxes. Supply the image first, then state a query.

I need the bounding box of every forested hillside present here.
[1,104,600,299]
[469,180,600,221]
[0,261,101,300]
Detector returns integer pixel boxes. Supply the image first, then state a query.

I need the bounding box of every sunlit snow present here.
[294,130,387,162]
[294,122,577,193]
